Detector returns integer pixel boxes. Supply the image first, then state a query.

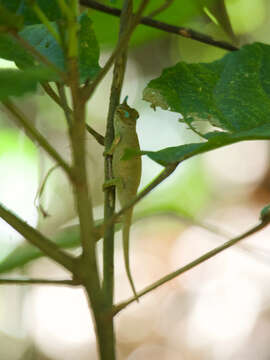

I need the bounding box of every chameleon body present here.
[112,100,141,300]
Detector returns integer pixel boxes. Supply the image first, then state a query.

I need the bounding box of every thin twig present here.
[134,211,232,239]
[108,163,178,227]
[3,99,73,178]
[113,219,269,314]
[147,0,174,18]
[81,0,151,102]
[80,0,238,51]
[0,202,76,273]
[42,83,64,106]
[56,82,73,126]
[30,1,62,44]
[42,84,105,145]
[86,124,105,145]
[0,278,80,286]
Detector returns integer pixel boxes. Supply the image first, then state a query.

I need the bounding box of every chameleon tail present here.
[123,211,139,302]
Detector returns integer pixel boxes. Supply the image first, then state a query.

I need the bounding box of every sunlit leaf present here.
[143,42,270,165]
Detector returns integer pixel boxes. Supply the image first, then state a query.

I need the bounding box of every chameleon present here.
[105,98,141,300]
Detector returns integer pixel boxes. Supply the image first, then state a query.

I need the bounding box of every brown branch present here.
[80,0,238,51]
[86,124,105,145]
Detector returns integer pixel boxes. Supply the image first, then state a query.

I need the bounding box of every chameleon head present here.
[115,101,139,127]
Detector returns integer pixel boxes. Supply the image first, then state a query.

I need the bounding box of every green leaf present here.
[19,12,100,82]
[142,42,270,165]
[143,124,270,166]
[0,0,63,25]
[0,67,58,100]
[0,33,33,67]
[78,12,101,81]
[144,43,270,132]
[0,4,24,31]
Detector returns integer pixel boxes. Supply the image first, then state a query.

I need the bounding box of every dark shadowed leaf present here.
[19,12,100,82]
[0,67,58,100]
[0,4,24,30]
[0,0,63,25]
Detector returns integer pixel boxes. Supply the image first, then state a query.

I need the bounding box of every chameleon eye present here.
[124,111,130,118]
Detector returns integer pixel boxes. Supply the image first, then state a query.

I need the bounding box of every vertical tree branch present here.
[66,4,103,348]
[102,3,134,356]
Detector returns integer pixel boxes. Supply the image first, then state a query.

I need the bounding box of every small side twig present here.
[86,124,105,145]
[0,278,80,286]
[109,163,178,226]
[113,219,269,314]
[147,0,174,18]
[42,83,105,145]
[56,82,73,126]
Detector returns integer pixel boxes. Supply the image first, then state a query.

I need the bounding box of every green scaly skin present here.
[111,100,141,300]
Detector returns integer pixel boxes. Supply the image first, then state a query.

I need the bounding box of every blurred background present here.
[1,0,270,358]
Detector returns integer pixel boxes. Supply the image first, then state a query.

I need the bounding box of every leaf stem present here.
[147,0,175,18]
[3,99,73,178]
[114,219,269,314]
